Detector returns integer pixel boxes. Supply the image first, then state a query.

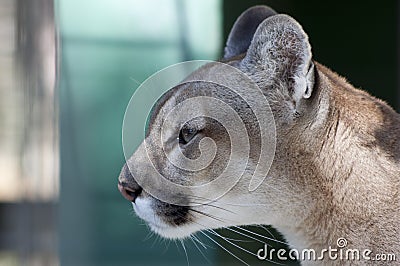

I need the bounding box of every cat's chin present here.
[148,222,194,239]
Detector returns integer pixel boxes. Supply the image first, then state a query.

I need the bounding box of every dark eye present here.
[179,127,198,144]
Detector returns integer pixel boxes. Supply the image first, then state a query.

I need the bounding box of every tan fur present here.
[272,63,400,265]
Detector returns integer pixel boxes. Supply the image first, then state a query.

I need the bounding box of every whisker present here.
[185,197,237,214]
[200,231,249,266]
[257,225,277,240]
[192,202,236,214]
[225,227,271,246]
[143,230,155,242]
[189,209,227,223]
[215,202,271,207]
[151,233,162,248]
[212,229,253,243]
[189,207,243,225]
[173,239,181,254]
[189,235,211,264]
[233,226,287,245]
[211,229,286,266]
[218,236,253,243]
[161,238,170,254]
[179,239,189,266]
[191,234,210,249]
[208,229,257,257]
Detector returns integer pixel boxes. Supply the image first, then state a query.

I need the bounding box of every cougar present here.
[118,6,399,265]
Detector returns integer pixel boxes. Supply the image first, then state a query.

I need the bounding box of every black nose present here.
[118,164,142,203]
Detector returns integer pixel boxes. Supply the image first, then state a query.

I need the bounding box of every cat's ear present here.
[244,14,315,101]
[223,6,277,60]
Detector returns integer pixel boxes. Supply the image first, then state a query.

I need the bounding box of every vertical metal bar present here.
[14,0,58,264]
[16,0,58,201]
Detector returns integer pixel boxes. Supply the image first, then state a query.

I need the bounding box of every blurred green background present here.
[0,0,397,265]
[58,0,221,265]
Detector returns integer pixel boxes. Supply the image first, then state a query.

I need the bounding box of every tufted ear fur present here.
[243,14,315,102]
[223,6,277,60]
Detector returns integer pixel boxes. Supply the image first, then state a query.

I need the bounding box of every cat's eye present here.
[178,127,198,144]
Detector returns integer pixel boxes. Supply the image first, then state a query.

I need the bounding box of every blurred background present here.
[0,0,398,265]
